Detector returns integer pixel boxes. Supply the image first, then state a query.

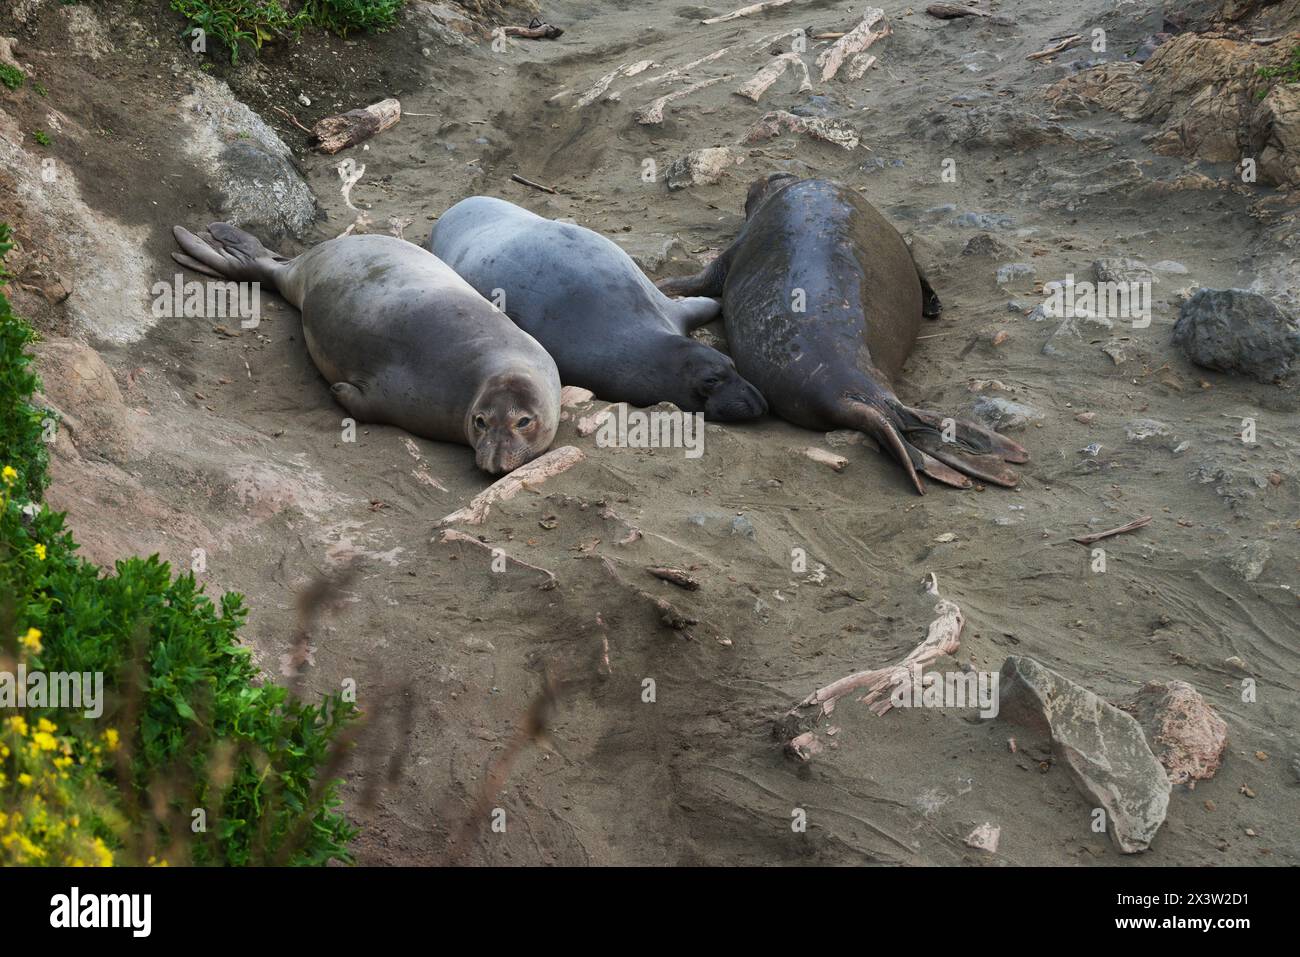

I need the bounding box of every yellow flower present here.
[1,465,16,485]
[6,716,28,736]
[31,731,57,752]
[32,543,45,560]
[102,728,120,752]
[92,837,113,867]
[18,628,42,654]
[17,773,32,787]
[36,718,56,734]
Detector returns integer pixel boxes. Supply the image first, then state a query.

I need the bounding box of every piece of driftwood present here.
[701,0,795,25]
[743,109,860,149]
[817,8,888,82]
[438,529,557,589]
[313,98,401,154]
[799,447,848,471]
[647,566,702,591]
[503,19,564,39]
[846,52,877,80]
[613,49,729,101]
[926,3,991,18]
[1026,34,1081,60]
[574,59,655,108]
[510,172,556,194]
[436,446,586,527]
[782,573,964,759]
[735,52,812,101]
[635,75,729,124]
[1070,515,1152,545]
[597,556,706,640]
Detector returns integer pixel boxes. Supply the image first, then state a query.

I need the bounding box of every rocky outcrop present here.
[999,656,1171,854]
[1044,32,1300,188]
[30,337,130,462]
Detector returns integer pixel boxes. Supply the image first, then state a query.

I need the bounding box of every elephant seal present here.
[659,175,1028,492]
[172,223,561,475]
[427,196,767,420]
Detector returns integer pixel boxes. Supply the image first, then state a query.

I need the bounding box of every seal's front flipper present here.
[331,381,379,423]
[657,251,730,298]
[669,295,722,333]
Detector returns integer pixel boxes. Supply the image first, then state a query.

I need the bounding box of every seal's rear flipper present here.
[887,401,1028,488]
[919,271,942,319]
[171,223,288,286]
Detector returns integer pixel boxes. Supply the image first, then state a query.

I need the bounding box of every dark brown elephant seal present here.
[172,224,561,475]
[659,174,1028,492]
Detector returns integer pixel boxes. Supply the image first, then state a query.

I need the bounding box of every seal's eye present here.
[516,416,532,429]
[473,414,487,430]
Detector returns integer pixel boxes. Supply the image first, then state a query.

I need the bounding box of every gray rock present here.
[614,233,689,275]
[1227,541,1270,582]
[1173,289,1300,383]
[730,515,756,540]
[1125,418,1174,444]
[1093,257,1153,285]
[996,262,1036,284]
[664,147,738,191]
[999,656,1171,853]
[973,396,1043,431]
[962,233,1017,258]
[180,74,317,244]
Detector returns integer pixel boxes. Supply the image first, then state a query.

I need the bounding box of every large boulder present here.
[30,337,130,462]
[179,74,318,245]
[1252,83,1300,189]
[999,656,1171,854]
[1172,288,1300,383]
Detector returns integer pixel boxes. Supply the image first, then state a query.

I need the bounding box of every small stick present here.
[272,105,314,136]
[1027,35,1081,60]
[503,20,564,40]
[926,3,991,18]
[701,0,795,25]
[438,529,558,589]
[647,566,702,591]
[510,173,557,194]
[1070,515,1152,545]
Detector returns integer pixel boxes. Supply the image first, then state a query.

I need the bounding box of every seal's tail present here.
[839,394,1028,494]
[171,223,288,285]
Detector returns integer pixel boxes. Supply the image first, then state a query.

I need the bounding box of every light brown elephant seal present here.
[172,223,561,475]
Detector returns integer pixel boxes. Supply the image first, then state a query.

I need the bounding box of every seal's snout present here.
[704,374,768,421]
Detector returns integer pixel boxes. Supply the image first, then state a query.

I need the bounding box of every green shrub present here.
[171,0,405,63]
[0,226,358,865]
[0,64,24,91]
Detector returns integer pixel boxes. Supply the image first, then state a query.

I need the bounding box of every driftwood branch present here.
[782,573,964,758]
[437,529,557,589]
[503,20,564,39]
[1027,35,1082,60]
[437,446,586,527]
[735,52,812,101]
[635,75,730,124]
[701,0,795,25]
[1070,515,1152,546]
[817,8,888,82]
[313,98,401,154]
[510,172,557,194]
[646,566,701,590]
[926,3,991,18]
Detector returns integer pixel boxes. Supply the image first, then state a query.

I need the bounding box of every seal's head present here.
[467,372,558,474]
[676,341,768,421]
[744,173,799,219]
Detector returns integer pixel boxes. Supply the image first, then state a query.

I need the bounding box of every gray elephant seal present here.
[172,223,561,475]
[427,196,767,420]
[659,175,1028,493]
